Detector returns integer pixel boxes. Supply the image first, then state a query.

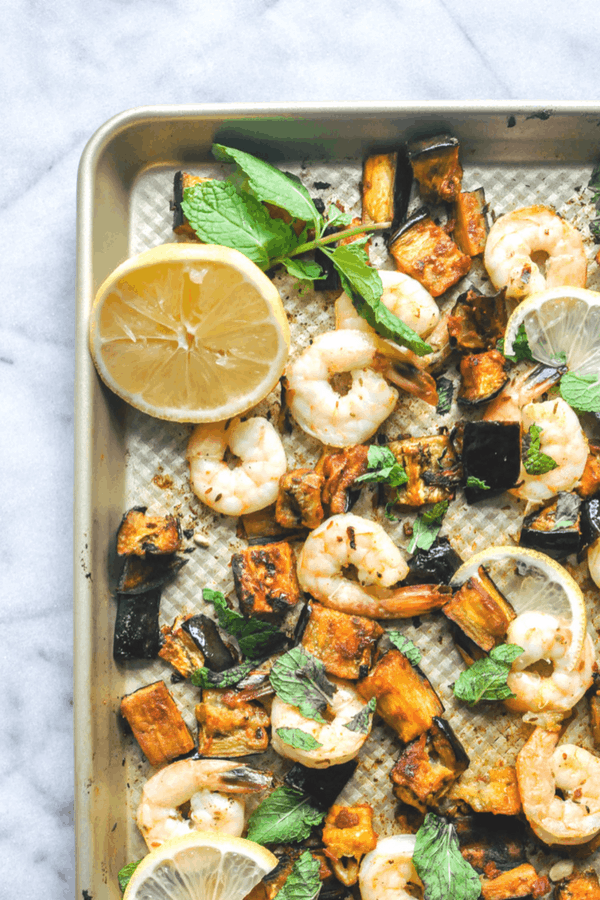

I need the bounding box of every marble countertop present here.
[3,1,600,897]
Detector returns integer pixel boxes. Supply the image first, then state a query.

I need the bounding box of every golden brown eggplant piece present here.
[447,288,508,353]
[159,614,206,678]
[443,566,516,659]
[519,492,583,560]
[298,602,383,680]
[195,688,270,757]
[362,153,397,225]
[388,433,462,507]
[322,805,377,886]
[117,507,182,557]
[449,766,521,817]
[389,212,471,297]
[120,681,195,767]
[238,502,305,546]
[577,444,600,499]
[358,649,443,743]
[554,869,600,900]
[481,864,550,900]
[275,468,324,530]
[406,134,463,203]
[390,717,469,813]
[457,350,509,407]
[231,543,301,620]
[318,444,369,514]
[453,188,488,256]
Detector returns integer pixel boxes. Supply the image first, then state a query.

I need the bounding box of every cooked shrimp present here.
[484,205,587,300]
[483,363,561,424]
[187,416,286,516]
[505,612,595,719]
[517,727,600,845]
[137,759,272,850]
[271,678,373,768]
[335,270,440,338]
[358,835,421,900]
[588,538,600,589]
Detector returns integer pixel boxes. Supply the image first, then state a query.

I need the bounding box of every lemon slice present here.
[122,831,277,900]
[89,244,290,422]
[451,545,586,670]
[504,286,600,375]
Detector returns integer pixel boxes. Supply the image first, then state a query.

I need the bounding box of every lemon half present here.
[89,244,290,422]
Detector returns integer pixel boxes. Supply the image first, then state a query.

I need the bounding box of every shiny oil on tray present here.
[74,103,600,898]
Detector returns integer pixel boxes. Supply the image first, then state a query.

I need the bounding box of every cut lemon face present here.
[89,244,290,422]
[504,286,600,375]
[122,831,277,900]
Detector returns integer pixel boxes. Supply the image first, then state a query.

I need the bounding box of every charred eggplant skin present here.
[582,492,600,548]
[457,351,509,408]
[520,492,583,560]
[182,614,236,672]
[113,589,161,660]
[284,760,358,811]
[462,421,521,503]
[407,538,463,585]
[406,133,463,203]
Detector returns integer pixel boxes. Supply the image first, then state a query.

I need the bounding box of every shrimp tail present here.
[219,766,273,791]
[379,360,439,406]
[369,583,452,617]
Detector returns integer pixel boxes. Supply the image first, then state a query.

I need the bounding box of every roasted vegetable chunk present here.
[120,680,195,766]
[406,133,463,203]
[520,492,582,560]
[117,507,181,557]
[159,613,237,677]
[319,445,369,514]
[113,589,161,660]
[275,468,324,530]
[407,537,462,585]
[577,444,600,499]
[117,554,185,595]
[172,171,210,237]
[554,869,600,900]
[591,693,600,750]
[458,350,509,408]
[447,288,508,352]
[444,565,516,657]
[362,153,398,225]
[582,493,600,549]
[449,766,521,816]
[322,805,377,886]
[195,688,270,757]
[298,602,383,680]
[358,649,443,743]
[159,614,206,678]
[481,864,549,900]
[232,543,301,620]
[462,421,521,503]
[388,434,462,507]
[457,813,528,874]
[453,188,488,256]
[389,212,471,297]
[239,503,303,546]
[284,760,358,811]
[390,717,469,813]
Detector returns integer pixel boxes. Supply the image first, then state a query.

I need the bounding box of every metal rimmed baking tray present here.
[75,103,600,899]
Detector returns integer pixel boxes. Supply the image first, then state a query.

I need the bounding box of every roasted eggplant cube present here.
[406,134,463,203]
[358,649,443,744]
[275,468,324,530]
[388,434,462,507]
[362,153,398,226]
[578,444,600,500]
[447,288,508,352]
[181,614,236,672]
[195,688,270,757]
[172,171,210,237]
[444,565,516,654]
[457,351,509,408]
[239,503,304,546]
[408,537,463,585]
[554,869,600,900]
[113,588,161,660]
[582,493,600,548]
[116,507,181,557]
[462,421,521,503]
[117,554,186,595]
[159,614,206,678]
[284,760,358,811]
[481,864,549,900]
[390,717,469,812]
[453,189,488,256]
[319,445,369,514]
[299,602,383,680]
[232,543,301,620]
[322,805,377,881]
[389,215,471,298]
[120,680,195,766]
[519,492,583,560]
[457,813,528,874]
[449,766,521,817]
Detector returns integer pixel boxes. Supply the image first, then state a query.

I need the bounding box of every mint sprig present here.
[413,813,481,900]
[270,647,336,723]
[276,727,323,751]
[246,785,325,845]
[355,445,408,488]
[560,372,600,413]
[523,424,558,476]
[466,475,490,491]
[407,501,449,554]
[498,323,534,363]
[277,851,322,900]
[191,660,255,690]
[453,643,524,706]
[388,632,422,666]
[202,588,281,659]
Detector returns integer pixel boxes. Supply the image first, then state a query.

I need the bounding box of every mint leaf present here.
[560,372,600,413]
[466,475,490,491]
[276,727,323,751]
[453,643,523,706]
[407,501,449,555]
[436,376,454,415]
[499,323,534,363]
[413,813,481,900]
[325,243,433,356]
[181,181,296,269]
[388,632,422,666]
[355,445,408,488]
[326,205,353,229]
[421,500,450,526]
[118,860,141,893]
[277,850,322,900]
[191,660,255,689]
[280,257,324,285]
[212,144,323,228]
[246,785,325,845]
[523,424,559,475]
[270,647,336,723]
[344,697,376,734]
[202,588,281,659]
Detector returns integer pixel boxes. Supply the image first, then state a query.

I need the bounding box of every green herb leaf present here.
[203,588,281,659]
[435,376,454,415]
[270,647,336,723]
[246,785,325,845]
[551,350,568,366]
[499,323,534,363]
[413,813,481,900]
[280,257,324,283]
[523,424,559,476]
[355,445,409,488]
[589,162,600,204]
[212,144,323,228]
[388,632,422,666]
[277,850,322,900]
[275,727,323,751]
[466,475,490,491]
[324,243,433,356]
[407,501,450,555]
[325,205,353,229]
[453,643,524,706]
[191,660,255,689]
[560,372,600,413]
[344,697,376,734]
[118,860,141,894]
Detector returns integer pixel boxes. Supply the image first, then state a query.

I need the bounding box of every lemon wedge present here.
[89,244,290,422]
[122,831,277,900]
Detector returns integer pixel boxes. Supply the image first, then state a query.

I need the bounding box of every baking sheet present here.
[74,104,600,898]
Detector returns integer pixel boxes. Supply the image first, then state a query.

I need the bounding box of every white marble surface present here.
[3,1,600,897]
